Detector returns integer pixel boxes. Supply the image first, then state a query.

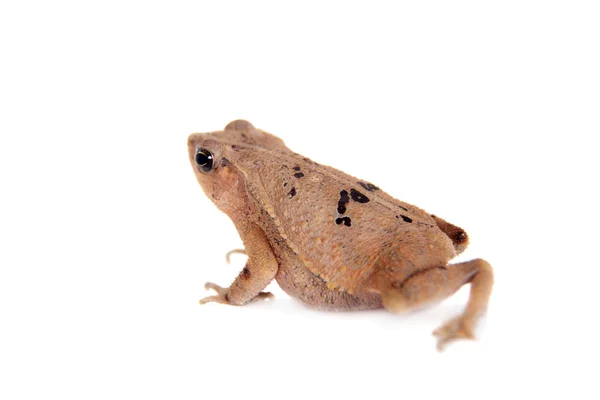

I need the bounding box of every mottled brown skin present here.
[188,120,494,351]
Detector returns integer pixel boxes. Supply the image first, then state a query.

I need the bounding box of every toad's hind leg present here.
[372,259,494,351]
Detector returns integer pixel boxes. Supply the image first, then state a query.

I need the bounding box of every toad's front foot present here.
[199,282,231,305]
[199,282,274,305]
[433,316,475,351]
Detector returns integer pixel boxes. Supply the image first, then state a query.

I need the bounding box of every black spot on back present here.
[454,230,467,243]
[335,216,352,227]
[293,166,301,171]
[294,172,305,178]
[350,189,369,203]
[357,182,379,192]
[400,215,412,223]
[337,190,350,214]
[288,187,297,199]
[399,205,408,211]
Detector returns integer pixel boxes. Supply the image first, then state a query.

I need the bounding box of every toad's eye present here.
[195,149,214,172]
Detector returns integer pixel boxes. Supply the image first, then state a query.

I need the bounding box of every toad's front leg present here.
[200,223,278,306]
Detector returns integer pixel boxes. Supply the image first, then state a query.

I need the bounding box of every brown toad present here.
[188,120,493,351]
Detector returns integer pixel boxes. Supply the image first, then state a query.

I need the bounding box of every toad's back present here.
[227,142,458,294]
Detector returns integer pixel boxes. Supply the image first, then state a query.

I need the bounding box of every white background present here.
[1,1,599,399]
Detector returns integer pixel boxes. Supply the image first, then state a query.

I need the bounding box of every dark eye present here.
[195,148,214,172]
